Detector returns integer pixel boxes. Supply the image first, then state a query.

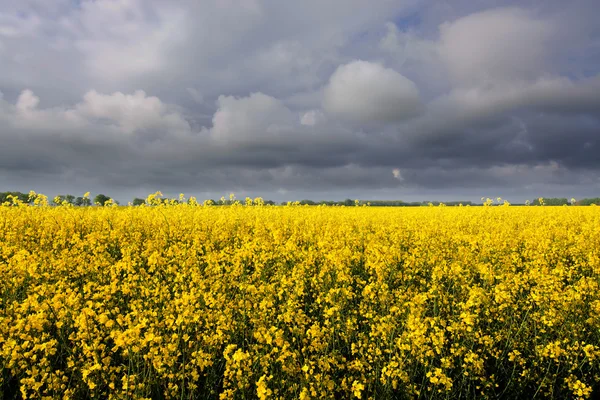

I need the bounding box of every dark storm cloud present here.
[1,0,600,201]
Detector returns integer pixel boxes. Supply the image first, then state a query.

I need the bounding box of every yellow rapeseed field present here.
[1,193,599,399]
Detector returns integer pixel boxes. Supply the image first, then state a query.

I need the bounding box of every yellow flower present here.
[256,376,271,400]
[351,381,365,398]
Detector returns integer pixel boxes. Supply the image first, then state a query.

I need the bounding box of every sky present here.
[0,0,599,203]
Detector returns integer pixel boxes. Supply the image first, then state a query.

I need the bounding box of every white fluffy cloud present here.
[16,89,40,111]
[300,110,325,126]
[75,90,191,134]
[392,168,403,181]
[1,89,192,138]
[323,60,422,123]
[211,92,296,141]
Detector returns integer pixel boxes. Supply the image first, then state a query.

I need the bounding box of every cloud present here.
[16,89,39,111]
[71,0,188,82]
[186,88,204,104]
[392,168,404,181]
[210,92,296,141]
[13,0,412,98]
[323,60,422,123]
[74,90,192,135]
[0,12,40,38]
[300,110,325,126]
[379,22,439,72]
[437,7,554,85]
[424,75,600,131]
[1,1,600,201]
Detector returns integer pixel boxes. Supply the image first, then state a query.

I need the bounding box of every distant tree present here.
[132,198,145,206]
[532,197,568,206]
[53,195,65,206]
[53,194,77,205]
[0,191,29,204]
[343,198,354,206]
[299,199,316,205]
[75,196,91,206]
[94,194,111,206]
[319,201,335,206]
[445,201,473,206]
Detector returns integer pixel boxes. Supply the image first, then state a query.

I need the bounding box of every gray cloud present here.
[323,60,423,123]
[1,0,599,201]
[437,8,554,85]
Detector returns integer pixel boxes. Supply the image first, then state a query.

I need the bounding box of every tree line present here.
[0,191,99,206]
[530,197,600,206]
[2,191,600,206]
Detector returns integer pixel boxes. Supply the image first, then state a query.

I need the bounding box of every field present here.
[1,198,599,399]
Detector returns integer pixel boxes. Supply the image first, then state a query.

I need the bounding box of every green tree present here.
[0,191,29,204]
[132,198,145,206]
[94,194,111,206]
[53,194,76,205]
[532,197,568,206]
[75,196,91,206]
[52,195,64,206]
[299,199,316,205]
